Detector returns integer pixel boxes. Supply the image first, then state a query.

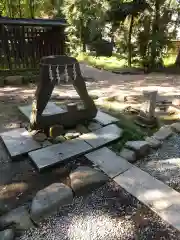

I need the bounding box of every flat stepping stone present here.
[0,128,41,158]
[70,166,108,196]
[31,183,73,223]
[0,229,14,240]
[94,110,119,125]
[86,147,131,178]
[119,148,136,163]
[114,165,180,232]
[145,136,161,149]
[80,124,123,148]
[153,126,173,141]
[125,141,149,158]
[28,138,92,171]
[19,102,65,120]
[0,206,33,231]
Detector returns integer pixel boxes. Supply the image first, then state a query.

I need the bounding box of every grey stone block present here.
[171,122,180,133]
[0,229,14,240]
[19,102,66,120]
[94,110,119,125]
[80,124,123,148]
[125,141,149,158]
[0,128,41,158]
[145,136,161,149]
[31,183,73,222]
[119,148,136,163]
[153,126,173,141]
[86,147,132,178]
[70,166,108,195]
[0,206,33,231]
[28,138,92,171]
[64,131,80,140]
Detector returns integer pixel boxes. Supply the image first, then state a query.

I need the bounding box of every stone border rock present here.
[119,123,178,164]
[1,109,180,237]
[0,166,109,237]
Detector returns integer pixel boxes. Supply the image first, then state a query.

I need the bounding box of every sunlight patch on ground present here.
[67,212,134,240]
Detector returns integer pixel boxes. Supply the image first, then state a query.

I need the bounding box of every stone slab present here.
[0,128,41,158]
[94,110,119,125]
[86,147,132,178]
[31,183,73,222]
[80,124,123,148]
[19,102,66,120]
[114,166,180,232]
[28,138,92,171]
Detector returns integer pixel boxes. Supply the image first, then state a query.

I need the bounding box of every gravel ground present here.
[17,181,180,240]
[135,133,180,191]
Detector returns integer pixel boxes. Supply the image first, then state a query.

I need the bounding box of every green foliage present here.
[62,0,108,52]
[1,0,180,67]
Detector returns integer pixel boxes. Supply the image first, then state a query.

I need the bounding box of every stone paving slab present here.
[19,102,66,120]
[114,165,180,231]
[80,124,123,148]
[94,110,119,125]
[0,128,41,158]
[86,147,132,178]
[28,138,92,171]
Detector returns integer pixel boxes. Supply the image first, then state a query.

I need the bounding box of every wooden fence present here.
[0,17,67,71]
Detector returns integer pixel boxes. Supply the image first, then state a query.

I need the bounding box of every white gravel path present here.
[136,133,180,190]
[17,181,180,240]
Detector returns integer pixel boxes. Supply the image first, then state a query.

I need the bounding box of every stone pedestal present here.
[135,91,158,128]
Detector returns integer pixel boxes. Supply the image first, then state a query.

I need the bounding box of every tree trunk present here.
[150,0,160,67]
[79,18,86,52]
[175,49,180,66]
[30,0,34,18]
[128,15,134,67]
[18,0,22,17]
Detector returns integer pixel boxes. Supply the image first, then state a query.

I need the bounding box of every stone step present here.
[29,124,122,171]
[28,138,92,171]
[19,102,66,120]
[86,147,132,178]
[0,128,41,159]
[80,124,123,148]
[114,165,180,232]
[94,110,119,125]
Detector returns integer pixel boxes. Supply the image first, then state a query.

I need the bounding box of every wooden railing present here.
[0,17,66,71]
